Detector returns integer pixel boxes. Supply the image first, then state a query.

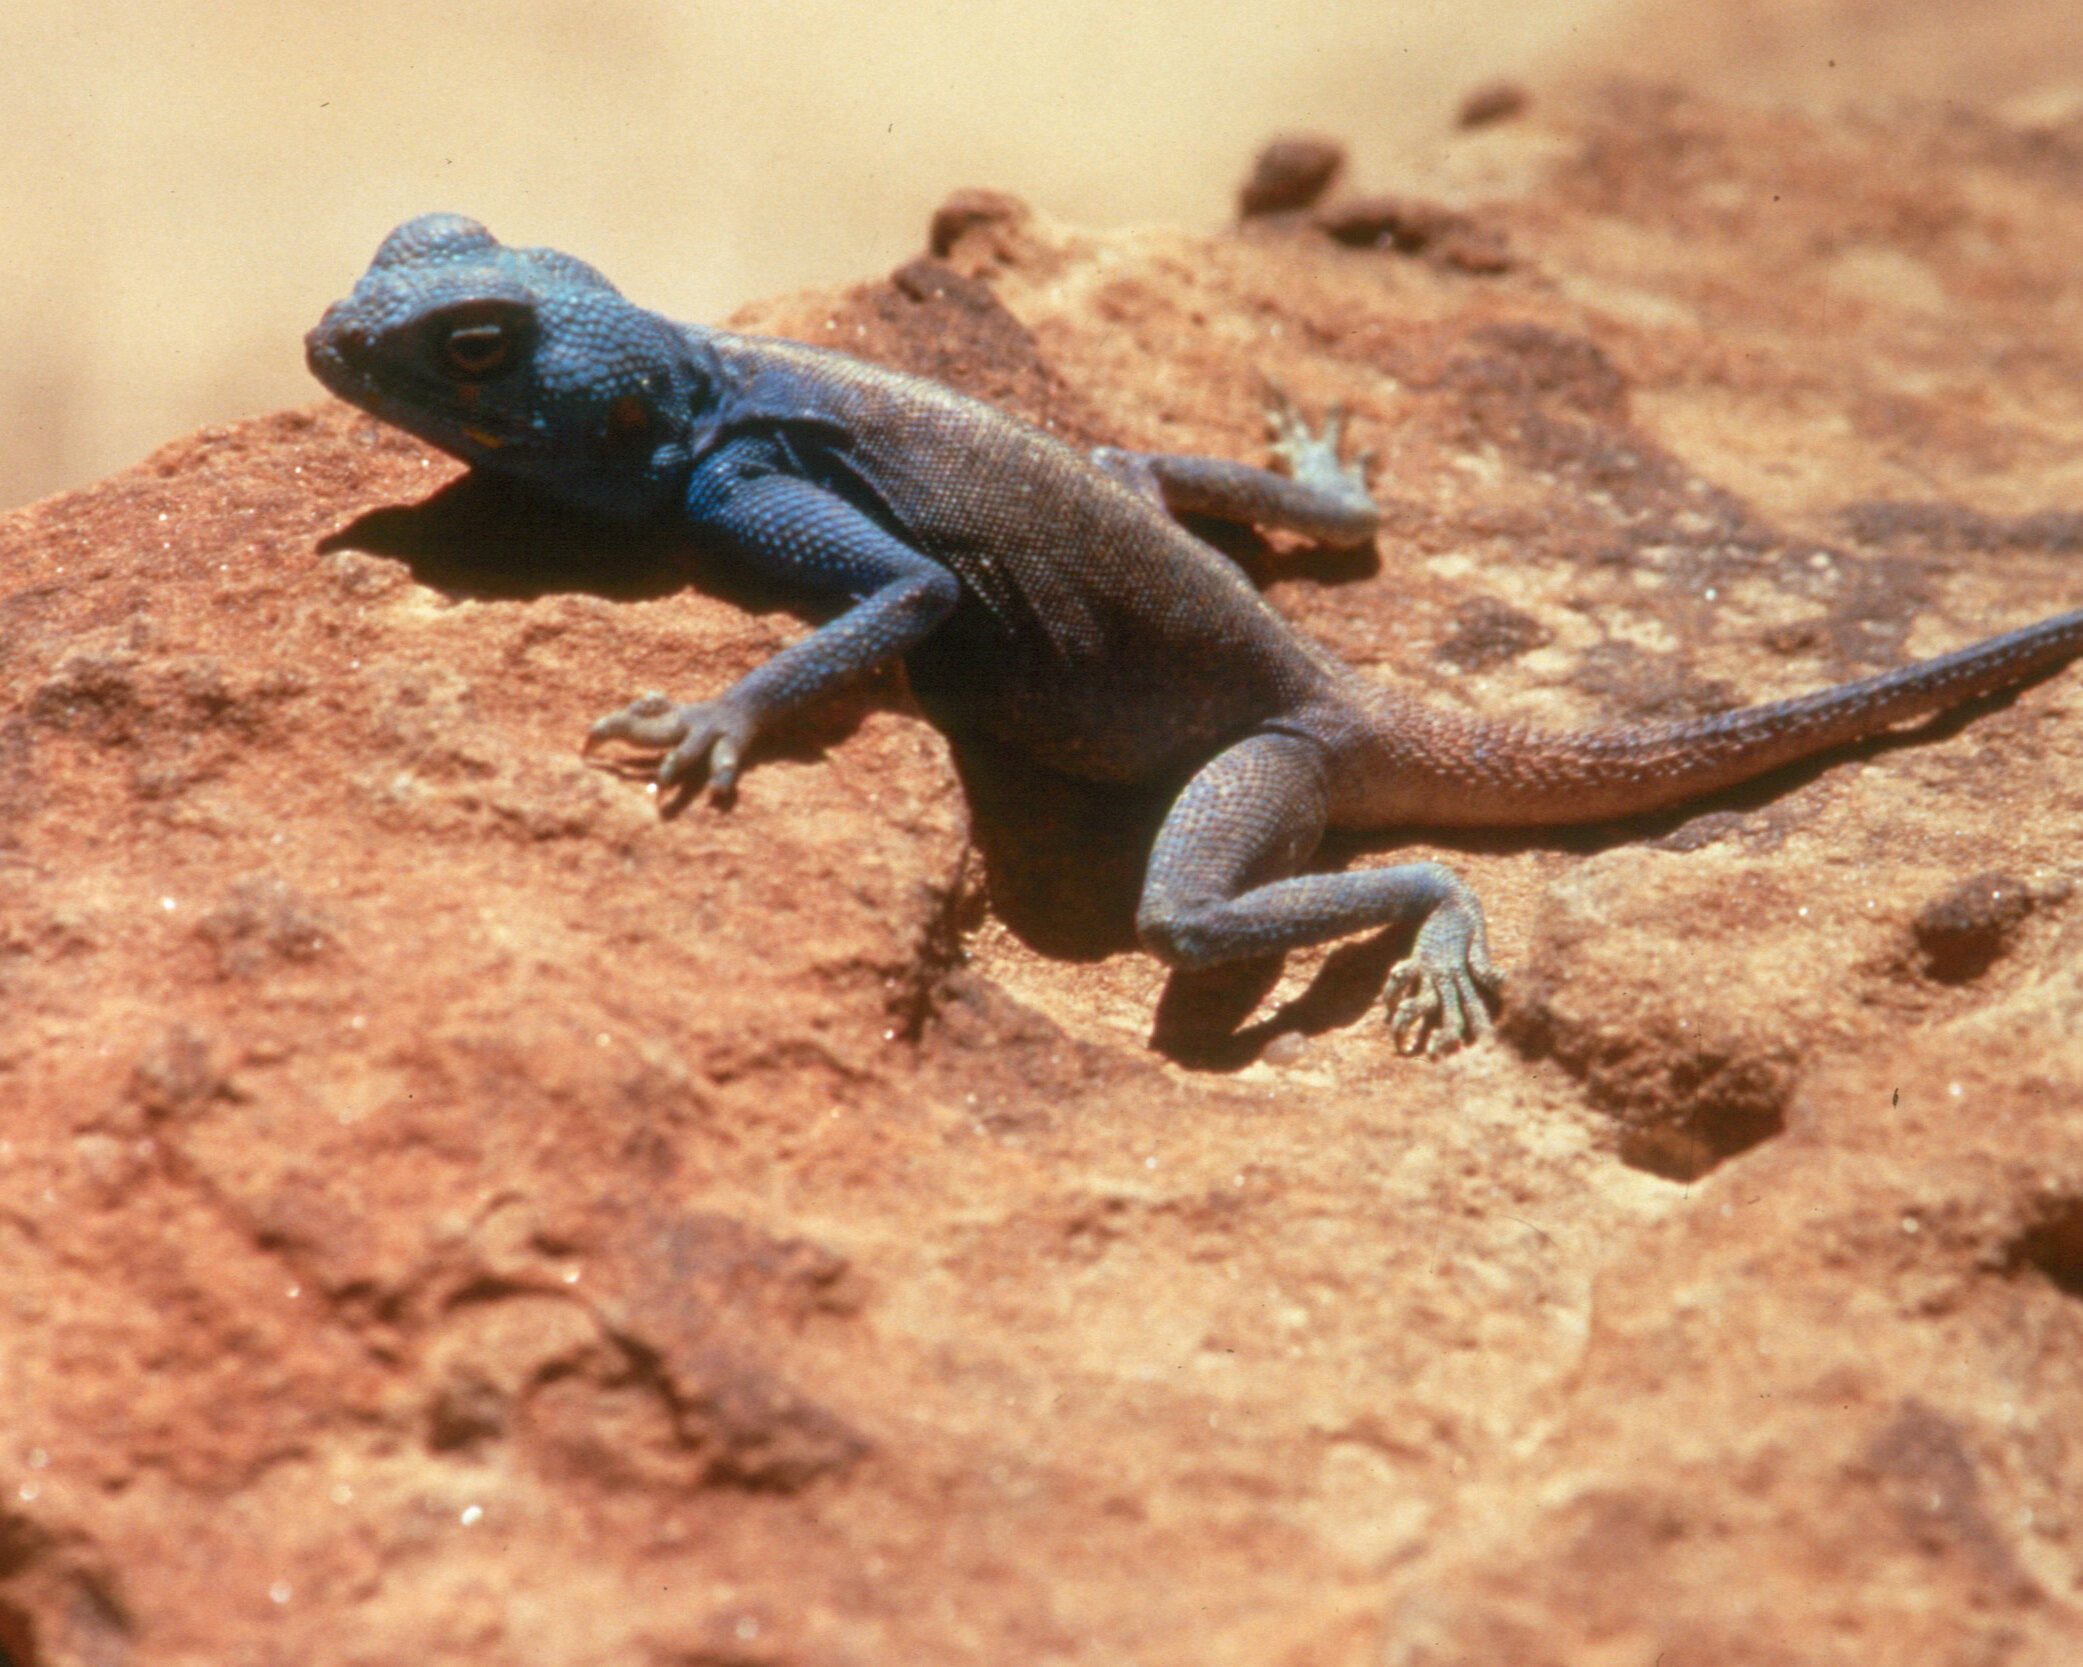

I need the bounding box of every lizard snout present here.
[304,305,372,377]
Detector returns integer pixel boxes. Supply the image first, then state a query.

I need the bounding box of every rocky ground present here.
[6,74,2083,1667]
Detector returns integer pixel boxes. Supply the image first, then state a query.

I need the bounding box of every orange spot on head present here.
[462,426,503,450]
[607,395,650,439]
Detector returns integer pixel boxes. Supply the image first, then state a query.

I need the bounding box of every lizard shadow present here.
[319,474,2053,1073]
[1183,515,1383,588]
[325,477,1382,603]
[319,475,1405,1066]
[321,471,711,602]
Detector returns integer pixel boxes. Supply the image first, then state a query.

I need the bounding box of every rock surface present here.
[7,80,2083,1667]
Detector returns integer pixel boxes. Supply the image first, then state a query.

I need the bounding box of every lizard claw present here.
[1261,383,1309,461]
[586,692,757,795]
[1317,402,1347,453]
[584,690,677,749]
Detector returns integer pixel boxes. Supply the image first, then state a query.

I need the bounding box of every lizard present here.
[306,213,2083,1054]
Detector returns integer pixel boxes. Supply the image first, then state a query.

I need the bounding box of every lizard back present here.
[707,332,1339,783]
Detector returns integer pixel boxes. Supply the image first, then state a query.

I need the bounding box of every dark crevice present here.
[0,1597,35,1667]
[1501,989,1793,1183]
[887,848,990,1045]
[2006,1198,2083,1299]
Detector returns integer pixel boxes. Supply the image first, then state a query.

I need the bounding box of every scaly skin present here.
[308,215,2083,1053]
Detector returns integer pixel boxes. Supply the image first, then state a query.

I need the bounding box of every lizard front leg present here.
[588,466,959,793]
[1136,730,1499,1054]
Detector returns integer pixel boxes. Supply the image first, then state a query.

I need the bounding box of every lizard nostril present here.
[310,305,371,358]
[304,315,371,382]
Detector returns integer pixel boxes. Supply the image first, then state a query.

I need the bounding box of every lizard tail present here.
[1361,605,2083,827]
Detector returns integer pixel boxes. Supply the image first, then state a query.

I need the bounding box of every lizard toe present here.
[654,699,759,793]
[1262,393,1372,508]
[587,691,682,750]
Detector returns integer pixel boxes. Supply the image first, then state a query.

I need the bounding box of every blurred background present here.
[2,0,2080,510]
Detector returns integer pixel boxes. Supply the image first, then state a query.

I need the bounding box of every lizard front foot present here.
[585,691,758,793]
[1384,901,1502,1056]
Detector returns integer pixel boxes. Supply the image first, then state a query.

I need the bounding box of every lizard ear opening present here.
[605,394,653,441]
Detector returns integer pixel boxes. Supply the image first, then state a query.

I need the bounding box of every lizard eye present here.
[440,320,511,377]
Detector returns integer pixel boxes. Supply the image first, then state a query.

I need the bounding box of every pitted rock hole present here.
[2006,1196,2083,1300]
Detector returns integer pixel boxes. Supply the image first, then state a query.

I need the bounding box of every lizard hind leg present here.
[1135,731,1499,1055]
[1089,394,1380,549]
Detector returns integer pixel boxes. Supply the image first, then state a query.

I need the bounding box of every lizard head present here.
[307,214,719,520]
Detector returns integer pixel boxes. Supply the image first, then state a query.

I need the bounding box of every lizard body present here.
[308,214,2083,1052]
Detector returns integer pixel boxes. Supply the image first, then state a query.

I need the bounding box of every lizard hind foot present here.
[1262,385,1375,510]
[1384,936,1503,1057]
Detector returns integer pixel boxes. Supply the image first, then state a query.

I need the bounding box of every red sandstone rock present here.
[6,77,2083,1667]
